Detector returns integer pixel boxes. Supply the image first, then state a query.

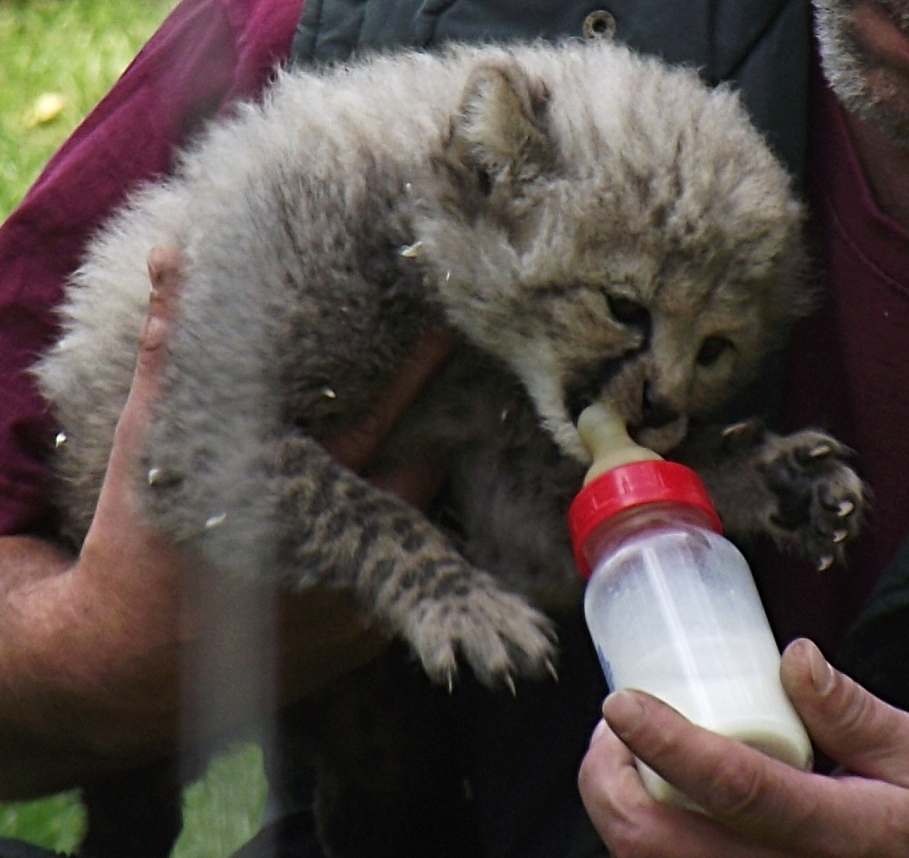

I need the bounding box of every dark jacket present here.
[839,535,909,712]
[290,0,811,179]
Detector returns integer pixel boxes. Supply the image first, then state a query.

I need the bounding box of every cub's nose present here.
[640,383,679,429]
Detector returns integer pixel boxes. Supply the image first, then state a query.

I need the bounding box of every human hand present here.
[95,244,454,725]
[0,245,453,793]
[577,637,909,857]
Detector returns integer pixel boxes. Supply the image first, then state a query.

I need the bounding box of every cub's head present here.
[415,42,810,462]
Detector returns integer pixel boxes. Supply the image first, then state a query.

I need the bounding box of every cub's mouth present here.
[565,361,681,436]
[565,360,689,456]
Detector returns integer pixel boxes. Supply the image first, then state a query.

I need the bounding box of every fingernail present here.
[804,640,835,695]
[141,313,168,349]
[602,689,645,737]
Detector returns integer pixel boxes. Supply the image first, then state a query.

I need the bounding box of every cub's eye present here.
[604,293,650,329]
[697,336,734,366]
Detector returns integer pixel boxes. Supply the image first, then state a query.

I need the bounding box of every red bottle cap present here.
[568,460,722,578]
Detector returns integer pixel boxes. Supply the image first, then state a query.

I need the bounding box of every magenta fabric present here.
[0,0,303,536]
[758,69,909,657]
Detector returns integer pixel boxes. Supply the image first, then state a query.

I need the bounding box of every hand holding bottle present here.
[579,637,909,857]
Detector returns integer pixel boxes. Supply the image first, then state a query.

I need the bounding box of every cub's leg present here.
[143,430,556,690]
[269,435,557,688]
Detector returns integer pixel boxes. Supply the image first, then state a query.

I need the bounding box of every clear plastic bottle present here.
[569,406,812,807]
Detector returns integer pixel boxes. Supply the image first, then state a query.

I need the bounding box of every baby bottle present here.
[568,404,812,807]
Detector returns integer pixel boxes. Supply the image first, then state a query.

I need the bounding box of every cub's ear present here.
[446,61,552,193]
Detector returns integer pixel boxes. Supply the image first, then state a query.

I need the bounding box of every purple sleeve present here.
[0,0,303,536]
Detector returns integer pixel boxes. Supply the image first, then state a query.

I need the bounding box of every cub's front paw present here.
[759,429,867,570]
[399,566,558,692]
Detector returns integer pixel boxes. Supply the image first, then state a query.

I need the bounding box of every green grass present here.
[0,0,270,854]
[173,744,269,858]
[0,744,269,857]
[0,793,86,854]
[0,0,180,218]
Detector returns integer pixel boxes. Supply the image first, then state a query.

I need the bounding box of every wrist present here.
[0,536,183,764]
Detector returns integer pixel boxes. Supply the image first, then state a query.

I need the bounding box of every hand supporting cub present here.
[0,246,454,796]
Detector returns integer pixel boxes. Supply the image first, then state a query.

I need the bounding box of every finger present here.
[579,714,785,858]
[322,328,455,470]
[579,717,654,819]
[602,689,842,850]
[108,245,184,462]
[781,638,909,785]
[605,689,909,856]
[89,246,184,533]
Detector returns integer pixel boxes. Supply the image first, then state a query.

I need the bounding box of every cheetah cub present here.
[37,38,863,722]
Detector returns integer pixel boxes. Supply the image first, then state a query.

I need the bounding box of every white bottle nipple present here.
[576,403,662,485]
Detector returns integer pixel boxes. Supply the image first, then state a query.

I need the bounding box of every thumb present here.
[107,245,184,464]
[781,637,909,786]
[98,246,184,504]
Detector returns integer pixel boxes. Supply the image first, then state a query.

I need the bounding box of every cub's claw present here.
[401,569,558,692]
[759,429,867,569]
[720,418,765,450]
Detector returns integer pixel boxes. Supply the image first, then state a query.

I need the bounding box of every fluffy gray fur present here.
[35,38,869,858]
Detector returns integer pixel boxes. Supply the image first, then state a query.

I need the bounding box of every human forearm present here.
[0,535,183,797]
